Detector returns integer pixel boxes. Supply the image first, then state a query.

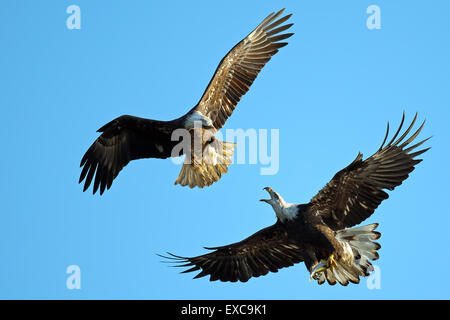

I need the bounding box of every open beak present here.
[259,187,273,203]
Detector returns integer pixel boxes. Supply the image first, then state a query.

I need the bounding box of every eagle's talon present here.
[310,254,337,281]
[310,262,327,281]
[326,254,337,269]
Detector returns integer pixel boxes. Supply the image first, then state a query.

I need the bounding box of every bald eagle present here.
[79,9,293,195]
[161,113,430,285]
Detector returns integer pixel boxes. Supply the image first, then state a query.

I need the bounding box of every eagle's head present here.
[184,111,215,130]
[260,187,298,222]
[260,187,283,205]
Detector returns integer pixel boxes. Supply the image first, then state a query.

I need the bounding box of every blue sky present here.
[0,1,449,299]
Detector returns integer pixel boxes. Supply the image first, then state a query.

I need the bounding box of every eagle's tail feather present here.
[174,139,235,188]
[316,223,381,286]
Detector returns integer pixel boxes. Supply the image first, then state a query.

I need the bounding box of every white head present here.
[185,111,215,130]
[260,187,285,208]
[260,187,298,222]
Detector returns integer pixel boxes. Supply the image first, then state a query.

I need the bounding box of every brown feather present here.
[191,9,294,130]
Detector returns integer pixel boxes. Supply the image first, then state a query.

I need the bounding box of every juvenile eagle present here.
[162,113,430,285]
[79,9,293,195]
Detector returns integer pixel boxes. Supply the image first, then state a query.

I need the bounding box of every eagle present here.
[161,113,430,285]
[79,9,293,195]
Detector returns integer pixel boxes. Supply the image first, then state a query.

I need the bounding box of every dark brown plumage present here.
[161,113,430,285]
[310,112,430,230]
[79,9,294,194]
[79,116,178,195]
[163,222,304,283]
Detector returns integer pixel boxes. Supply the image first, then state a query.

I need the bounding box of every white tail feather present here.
[315,223,381,286]
[174,139,236,188]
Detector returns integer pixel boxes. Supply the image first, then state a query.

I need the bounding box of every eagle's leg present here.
[310,254,337,280]
[327,254,337,269]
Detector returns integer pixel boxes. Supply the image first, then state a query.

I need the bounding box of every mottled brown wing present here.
[193,9,293,129]
[79,115,176,195]
[160,222,303,282]
[309,113,430,230]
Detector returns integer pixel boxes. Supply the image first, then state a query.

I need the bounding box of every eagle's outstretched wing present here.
[79,115,176,195]
[309,113,430,230]
[193,9,293,129]
[160,222,303,282]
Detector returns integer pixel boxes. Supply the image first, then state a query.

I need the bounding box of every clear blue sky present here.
[0,0,449,299]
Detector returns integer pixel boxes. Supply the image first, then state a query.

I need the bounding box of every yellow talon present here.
[327,254,337,269]
[309,254,337,281]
